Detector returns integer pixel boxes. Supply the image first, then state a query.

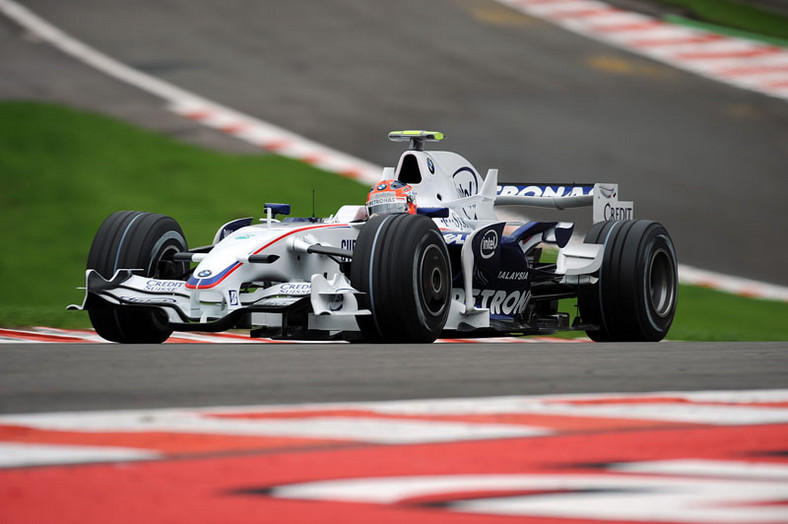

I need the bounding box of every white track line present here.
[1,0,787,303]
[679,265,788,302]
[3,389,787,433]
[0,0,381,185]
[0,443,159,468]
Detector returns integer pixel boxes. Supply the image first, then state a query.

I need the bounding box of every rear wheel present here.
[578,219,677,342]
[351,214,451,343]
[87,211,189,343]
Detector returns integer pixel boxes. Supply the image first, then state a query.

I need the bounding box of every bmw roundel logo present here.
[197,270,213,278]
[376,182,388,191]
[427,157,435,173]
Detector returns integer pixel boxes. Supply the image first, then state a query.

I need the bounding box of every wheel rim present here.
[418,244,449,317]
[151,245,185,279]
[648,247,675,318]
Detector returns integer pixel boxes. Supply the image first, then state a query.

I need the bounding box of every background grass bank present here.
[1,101,786,340]
[653,0,788,44]
[0,102,367,327]
[557,287,788,342]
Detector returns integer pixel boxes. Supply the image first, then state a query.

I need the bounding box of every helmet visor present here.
[366,195,409,216]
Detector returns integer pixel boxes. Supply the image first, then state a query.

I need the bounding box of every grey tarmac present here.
[1,342,786,414]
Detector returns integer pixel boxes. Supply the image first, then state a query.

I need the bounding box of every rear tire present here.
[578,219,677,342]
[351,214,451,343]
[87,211,189,343]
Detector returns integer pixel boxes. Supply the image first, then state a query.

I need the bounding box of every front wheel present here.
[86,211,189,343]
[578,219,677,342]
[351,214,451,343]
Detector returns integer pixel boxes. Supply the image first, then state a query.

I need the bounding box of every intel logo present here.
[480,230,498,259]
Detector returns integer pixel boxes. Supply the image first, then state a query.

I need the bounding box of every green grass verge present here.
[669,285,788,341]
[0,101,368,328]
[1,101,786,340]
[556,286,788,341]
[654,0,788,42]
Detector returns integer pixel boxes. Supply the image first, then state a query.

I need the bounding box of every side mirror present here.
[264,203,291,217]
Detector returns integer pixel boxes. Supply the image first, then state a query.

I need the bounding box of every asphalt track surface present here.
[3,0,788,286]
[2,341,787,414]
[0,2,786,415]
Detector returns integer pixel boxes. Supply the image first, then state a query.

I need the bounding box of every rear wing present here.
[495,182,633,223]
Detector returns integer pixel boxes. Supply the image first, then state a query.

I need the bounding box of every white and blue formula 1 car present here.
[70,131,678,343]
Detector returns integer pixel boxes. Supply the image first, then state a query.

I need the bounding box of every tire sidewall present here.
[580,219,677,342]
[408,225,451,337]
[351,214,451,343]
[634,225,678,340]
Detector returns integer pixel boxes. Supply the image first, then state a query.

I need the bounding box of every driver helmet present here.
[366,179,417,216]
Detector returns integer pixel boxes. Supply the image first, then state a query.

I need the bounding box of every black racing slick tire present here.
[351,214,451,343]
[86,211,189,343]
[578,219,677,342]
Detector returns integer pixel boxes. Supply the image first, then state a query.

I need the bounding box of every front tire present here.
[578,219,677,342]
[351,214,451,343]
[87,211,189,343]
